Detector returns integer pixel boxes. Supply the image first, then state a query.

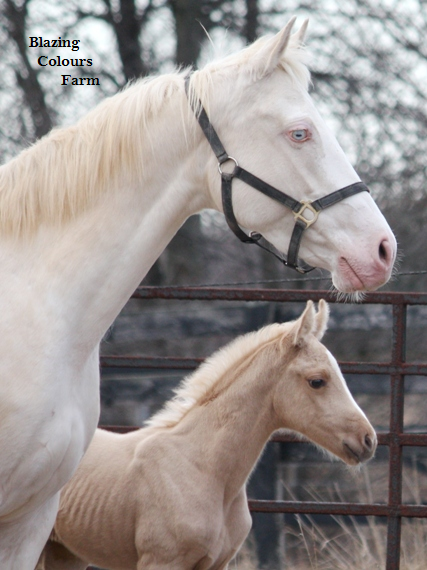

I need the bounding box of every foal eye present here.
[308,378,326,389]
[290,129,309,142]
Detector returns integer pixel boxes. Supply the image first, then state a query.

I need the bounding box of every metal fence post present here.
[386,302,406,570]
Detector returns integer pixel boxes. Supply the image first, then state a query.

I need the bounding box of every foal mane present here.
[0,31,309,237]
[146,322,292,429]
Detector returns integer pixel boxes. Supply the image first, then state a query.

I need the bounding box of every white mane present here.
[146,321,292,429]
[0,72,187,236]
[0,33,310,237]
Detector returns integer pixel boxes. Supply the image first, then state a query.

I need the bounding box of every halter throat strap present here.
[185,76,369,274]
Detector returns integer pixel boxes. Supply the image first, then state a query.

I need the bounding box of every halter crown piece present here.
[185,75,369,274]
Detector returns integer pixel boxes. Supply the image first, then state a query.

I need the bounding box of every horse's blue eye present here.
[309,378,325,389]
[291,129,308,141]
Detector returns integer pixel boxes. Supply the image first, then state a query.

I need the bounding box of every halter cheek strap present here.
[185,75,369,274]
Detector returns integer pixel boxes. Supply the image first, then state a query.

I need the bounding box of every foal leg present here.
[36,540,88,570]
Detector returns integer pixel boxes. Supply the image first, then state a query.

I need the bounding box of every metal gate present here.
[98,286,427,570]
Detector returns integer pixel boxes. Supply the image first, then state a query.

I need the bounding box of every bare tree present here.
[75,0,156,82]
[2,0,53,139]
[244,0,259,43]
[169,0,210,67]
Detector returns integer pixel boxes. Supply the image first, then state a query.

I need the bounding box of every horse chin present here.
[342,443,364,466]
[331,258,392,294]
[315,433,376,466]
[341,437,376,466]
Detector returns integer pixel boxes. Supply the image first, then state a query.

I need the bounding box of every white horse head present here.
[188,18,396,293]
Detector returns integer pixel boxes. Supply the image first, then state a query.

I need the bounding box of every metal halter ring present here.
[218,156,239,176]
[293,200,320,228]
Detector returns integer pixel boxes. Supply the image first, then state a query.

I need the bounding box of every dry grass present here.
[284,511,427,570]
[228,540,259,570]
[230,463,427,570]
[230,515,427,570]
[286,511,386,570]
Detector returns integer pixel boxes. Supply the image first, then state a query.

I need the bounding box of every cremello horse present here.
[38,301,377,570]
[0,19,394,568]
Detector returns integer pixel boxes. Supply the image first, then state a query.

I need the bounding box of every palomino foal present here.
[38,301,376,570]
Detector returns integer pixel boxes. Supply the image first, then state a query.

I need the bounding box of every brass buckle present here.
[293,200,319,228]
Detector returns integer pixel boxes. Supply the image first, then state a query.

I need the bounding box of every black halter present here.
[185,76,369,274]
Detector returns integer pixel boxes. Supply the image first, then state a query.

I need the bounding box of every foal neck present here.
[171,339,285,497]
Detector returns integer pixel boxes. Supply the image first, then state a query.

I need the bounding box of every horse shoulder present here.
[189,489,251,570]
[131,429,221,509]
[130,431,225,563]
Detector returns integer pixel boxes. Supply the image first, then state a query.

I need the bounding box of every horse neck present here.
[0,87,211,356]
[173,345,283,499]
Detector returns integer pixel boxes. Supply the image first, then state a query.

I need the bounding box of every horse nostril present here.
[379,240,388,262]
[378,238,394,266]
[364,434,373,450]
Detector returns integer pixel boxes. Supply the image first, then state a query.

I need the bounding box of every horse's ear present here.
[313,299,330,340]
[290,300,315,348]
[253,17,297,77]
[292,18,309,45]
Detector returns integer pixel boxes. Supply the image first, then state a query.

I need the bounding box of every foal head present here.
[274,300,376,465]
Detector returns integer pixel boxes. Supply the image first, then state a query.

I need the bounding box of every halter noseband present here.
[185,76,369,274]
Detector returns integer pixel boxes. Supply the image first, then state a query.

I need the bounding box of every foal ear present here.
[253,16,296,77]
[290,300,315,348]
[313,299,330,340]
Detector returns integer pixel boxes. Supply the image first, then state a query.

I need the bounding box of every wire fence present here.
[142,269,427,289]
